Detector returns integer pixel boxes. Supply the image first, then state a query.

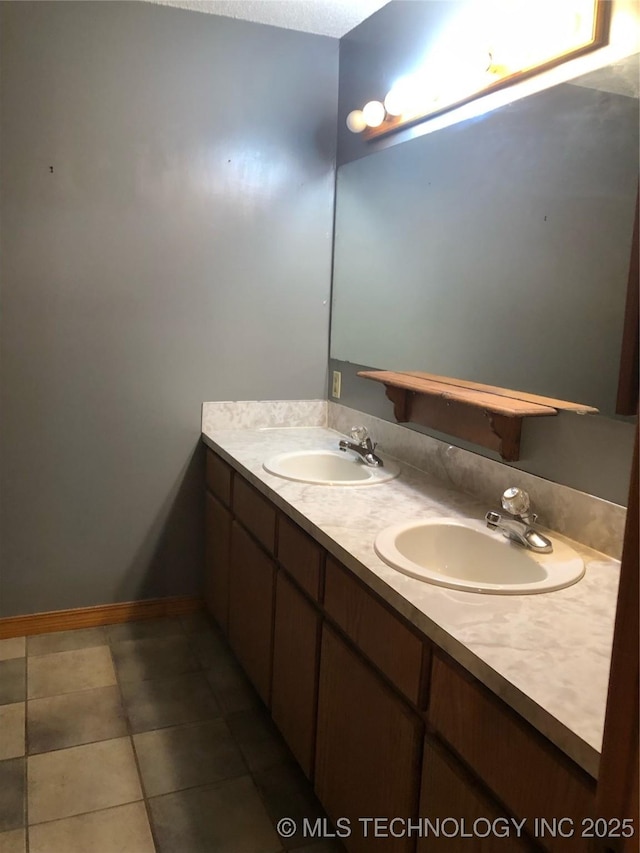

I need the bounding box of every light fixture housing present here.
[346,0,609,140]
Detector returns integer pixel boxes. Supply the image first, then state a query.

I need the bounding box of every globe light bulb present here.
[362,100,386,128]
[384,87,405,116]
[346,109,367,133]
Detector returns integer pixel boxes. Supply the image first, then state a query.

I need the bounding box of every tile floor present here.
[0,614,345,853]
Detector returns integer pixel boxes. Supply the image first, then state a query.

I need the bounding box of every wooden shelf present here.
[358,370,598,462]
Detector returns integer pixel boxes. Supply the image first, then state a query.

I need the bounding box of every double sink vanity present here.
[201,400,622,853]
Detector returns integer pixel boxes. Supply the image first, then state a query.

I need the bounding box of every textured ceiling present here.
[146,0,389,38]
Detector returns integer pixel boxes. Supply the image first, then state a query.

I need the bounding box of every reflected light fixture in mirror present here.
[346,0,609,139]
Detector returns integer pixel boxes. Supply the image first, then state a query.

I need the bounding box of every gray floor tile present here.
[134,718,247,797]
[121,671,220,733]
[0,758,25,832]
[29,802,155,853]
[28,737,142,825]
[149,774,281,853]
[188,628,234,669]
[254,762,325,850]
[27,627,106,657]
[28,685,127,754]
[180,612,216,634]
[111,635,199,683]
[0,639,25,662]
[27,647,116,699]
[205,658,261,715]
[0,704,25,760]
[226,708,291,772]
[0,661,25,706]
[106,618,183,643]
[0,828,26,853]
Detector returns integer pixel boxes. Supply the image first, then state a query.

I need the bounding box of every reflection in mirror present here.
[330,55,639,418]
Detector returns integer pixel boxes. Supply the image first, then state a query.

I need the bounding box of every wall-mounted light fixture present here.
[347,0,609,140]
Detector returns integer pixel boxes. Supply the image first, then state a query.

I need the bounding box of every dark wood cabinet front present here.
[204,492,232,634]
[315,625,424,853]
[271,571,321,778]
[227,520,276,705]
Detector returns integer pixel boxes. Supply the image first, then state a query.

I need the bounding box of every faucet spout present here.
[338,427,384,468]
[485,512,553,553]
[485,488,553,553]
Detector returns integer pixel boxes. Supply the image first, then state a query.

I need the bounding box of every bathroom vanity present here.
[202,407,623,853]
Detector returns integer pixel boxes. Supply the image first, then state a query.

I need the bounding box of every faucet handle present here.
[350,426,369,444]
[501,487,530,518]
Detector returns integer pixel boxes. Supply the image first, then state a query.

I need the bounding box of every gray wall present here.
[0,2,338,617]
[331,1,636,506]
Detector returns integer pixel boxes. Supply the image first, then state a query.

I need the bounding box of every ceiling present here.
[146,0,390,38]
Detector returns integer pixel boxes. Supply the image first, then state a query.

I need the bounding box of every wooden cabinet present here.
[429,652,595,853]
[227,521,276,704]
[277,515,323,601]
[418,740,536,852]
[325,556,428,707]
[233,476,276,554]
[204,492,232,634]
[205,450,233,506]
[271,571,321,778]
[315,625,424,853]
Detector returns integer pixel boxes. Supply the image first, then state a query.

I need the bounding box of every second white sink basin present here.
[375,517,584,594]
[264,450,399,486]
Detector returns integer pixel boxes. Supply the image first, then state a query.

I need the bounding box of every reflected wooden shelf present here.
[358,370,598,462]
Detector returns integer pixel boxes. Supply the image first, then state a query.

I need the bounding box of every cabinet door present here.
[429,653,595,853]
[228,521,276,704]
[418,740,536,852]
[204,492,232,634]
[315,626,423,853]
[271,572,321,778]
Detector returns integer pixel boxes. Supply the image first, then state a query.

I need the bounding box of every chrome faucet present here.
[485,487,553,553]
[338,426,384,468]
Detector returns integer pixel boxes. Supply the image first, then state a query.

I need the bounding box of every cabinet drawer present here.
[233,476,276,554]
[205,450,233,506]
[277,515,323,601]
[429,653,595,853]
[324,557,427,707]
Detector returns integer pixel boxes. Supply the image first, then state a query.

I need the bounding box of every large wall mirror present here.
[330,55,639,418]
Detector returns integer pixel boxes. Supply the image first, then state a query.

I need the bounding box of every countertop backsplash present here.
[328,402,626,560]
[202,400,327,432]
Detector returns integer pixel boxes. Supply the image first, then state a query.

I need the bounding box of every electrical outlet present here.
[332,370,341,399]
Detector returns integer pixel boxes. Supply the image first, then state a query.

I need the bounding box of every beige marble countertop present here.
[201,424,620,779]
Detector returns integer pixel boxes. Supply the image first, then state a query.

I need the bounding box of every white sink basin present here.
[375,517,584,594]
[263,450,399,486]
